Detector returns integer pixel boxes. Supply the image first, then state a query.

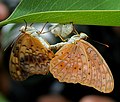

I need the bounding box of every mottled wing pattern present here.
[80,40,114,93]
[9,34,32,81]
[19,33,54,75]
[50,39,114,93]
[50,41,89,84]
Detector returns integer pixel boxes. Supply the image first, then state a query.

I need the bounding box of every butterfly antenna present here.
[88,36,109,48]
[39,22,48,34]
[30,23,34,26]
[92,39,109,48]
[24,20,27,30]
[73,26,79,35]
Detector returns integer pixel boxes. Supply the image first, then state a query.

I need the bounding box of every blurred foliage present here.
[0,93,9,102]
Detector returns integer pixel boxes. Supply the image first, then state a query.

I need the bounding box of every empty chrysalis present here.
[49,23,74,41]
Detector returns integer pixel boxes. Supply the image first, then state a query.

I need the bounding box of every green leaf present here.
[0,0,120,26]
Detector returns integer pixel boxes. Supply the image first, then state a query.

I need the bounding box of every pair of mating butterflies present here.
[9,23,114,93]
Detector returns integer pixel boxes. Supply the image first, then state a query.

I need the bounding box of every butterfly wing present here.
[9,34,32,81]
[50,41,89,84]
[50,39,114,93]
[80,40,114,93]
[19,33,54,75]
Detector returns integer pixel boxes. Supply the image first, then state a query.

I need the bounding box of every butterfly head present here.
[19,26,38,36]
[80,32,88,40]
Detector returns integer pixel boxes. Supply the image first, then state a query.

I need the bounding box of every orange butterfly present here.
[50,33,114,93]
[9,25,54,81]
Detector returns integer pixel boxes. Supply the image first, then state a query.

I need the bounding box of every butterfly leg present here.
[57,34,67,42]
[72,26,80,36]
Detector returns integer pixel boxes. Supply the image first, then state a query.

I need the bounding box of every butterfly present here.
[49,33,114,93]
[9,25,54,81]
[49,23,73,41]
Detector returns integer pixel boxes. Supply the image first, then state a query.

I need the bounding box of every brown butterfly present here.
[50,33,114,93]
[9,25,54,81]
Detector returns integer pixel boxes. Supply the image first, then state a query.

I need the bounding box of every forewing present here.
[19,34,54,75]
[81,40,114,93]
[9,34,32,81]
[50,41,89,84]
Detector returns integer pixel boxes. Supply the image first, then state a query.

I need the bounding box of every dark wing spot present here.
[60,64,63,67]
[25,55,29,61]
[15,46,19,50]
[61,52,64,54]
[29,55,33,62]
[20,57,24,63]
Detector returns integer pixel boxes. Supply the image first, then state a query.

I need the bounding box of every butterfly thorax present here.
[20,26,38,36]
[68,33,88,44]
